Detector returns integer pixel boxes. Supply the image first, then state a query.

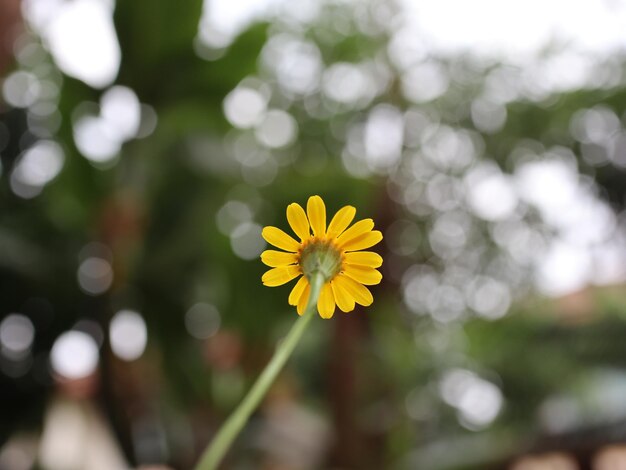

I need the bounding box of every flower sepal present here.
[300,240,342,283]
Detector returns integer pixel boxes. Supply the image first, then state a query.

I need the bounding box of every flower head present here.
[261,195,383,319]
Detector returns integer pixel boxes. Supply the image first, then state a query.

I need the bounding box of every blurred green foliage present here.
[2,1,626,469]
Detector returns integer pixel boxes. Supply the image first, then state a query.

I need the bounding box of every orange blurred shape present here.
[137,466,175,470]
[204,330,242,371]
[0,0,21,78]
[511,452,579,470]
[593,445,626,470]
[54,371,100,399]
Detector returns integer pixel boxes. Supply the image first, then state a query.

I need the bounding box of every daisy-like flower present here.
[261,195,383,319]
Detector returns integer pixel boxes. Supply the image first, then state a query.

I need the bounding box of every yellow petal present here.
[331,280,355,312]
[334,274,373,306]
[344,251,383,268]
[261,250,299,267]
[336,219,374,247]
[288,276,308,306]
[306,195,326,237]
[317,282,335,319]
[262,266,301,287]
[343,265,382,286]
[297,284,311,315]
[287,203,310,242]
[341,230,383,252]
[326,206,356,239]
[262,226,301,252]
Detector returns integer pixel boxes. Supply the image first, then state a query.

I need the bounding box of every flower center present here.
[300,240,342,282]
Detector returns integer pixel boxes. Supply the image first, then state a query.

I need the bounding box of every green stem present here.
[194,272,325,470]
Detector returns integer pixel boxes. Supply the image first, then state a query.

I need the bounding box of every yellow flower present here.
[261,195,383,319]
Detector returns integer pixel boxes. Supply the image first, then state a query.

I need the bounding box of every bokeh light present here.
[100,86,141,141]
[24,0,121,88]
[254,109,297,149]
[0,314,35,360]
[223,86,268,129]
[2,71,40,108]
[50,331,99,380]
[77,257,113,296]
[73,114,121,163]
[230,222,264,260]
[109,310,147,362]
[185,303,221,340]
[9,140,64,199]
[439,368,503,429]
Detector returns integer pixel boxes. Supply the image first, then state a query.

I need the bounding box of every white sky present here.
[206,0,626,58]
[24,0,626,88]
[403,0,626,58]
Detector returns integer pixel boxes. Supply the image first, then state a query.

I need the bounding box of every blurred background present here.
[2,0,626,469]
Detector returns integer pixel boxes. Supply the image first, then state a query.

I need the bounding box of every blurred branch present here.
[0,0,21,79]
